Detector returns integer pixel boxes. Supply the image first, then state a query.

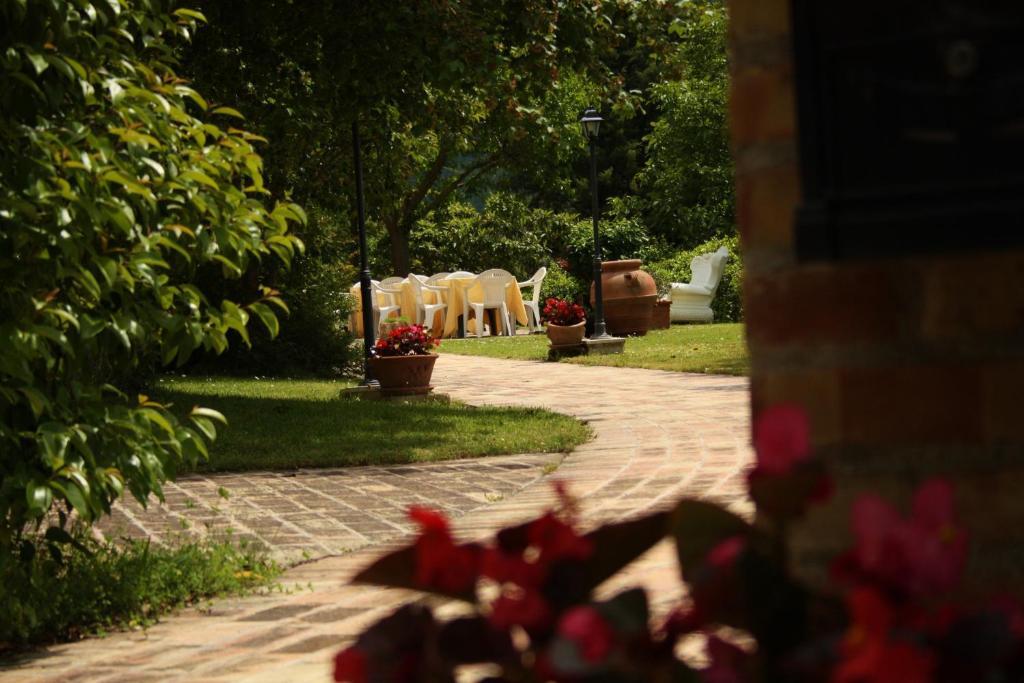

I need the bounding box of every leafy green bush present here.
[539,263,587,305]
[0,530,278,648]
[0,2,302,545]
[411,193,552,280]
[191,258,358,377]
[268,257,358,375]
[644,235,743,322]
[562,197,657,279]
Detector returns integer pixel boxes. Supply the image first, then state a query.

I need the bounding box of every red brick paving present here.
[0,355,752,682]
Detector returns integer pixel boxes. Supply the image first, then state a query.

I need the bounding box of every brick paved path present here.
[0,355,752,682]
[100,456,560,566]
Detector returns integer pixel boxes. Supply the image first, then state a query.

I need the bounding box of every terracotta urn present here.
[651,299,672,329]
[589,260,657,336]
[546,321,586,347]
[368,354,438,396]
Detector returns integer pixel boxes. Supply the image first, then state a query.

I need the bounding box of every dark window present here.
[791,2,1024,260]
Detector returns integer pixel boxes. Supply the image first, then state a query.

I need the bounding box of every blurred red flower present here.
[752,403,811,474]
[832,587,935,683]
[701,635,752,683]
[528,512,593,564]
[747,404,832,518]
[558,605,615,663]
[333,646,367,683]
[490,589,552,631]
[845,479,967,596]
[481,546,547,587]
[408,506,480,593]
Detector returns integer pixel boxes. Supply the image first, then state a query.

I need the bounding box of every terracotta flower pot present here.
[589,260,657,336]
[651,299,672,329]
[369,354,438,396]
[546,321,586,347]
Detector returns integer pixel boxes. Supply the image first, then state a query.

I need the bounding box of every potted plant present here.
[368,323,440,395]
[543,297,587,347]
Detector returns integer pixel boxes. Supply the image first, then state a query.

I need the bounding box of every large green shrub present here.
[411,193,552,280]
[562,197,661,280]
[192,256,358,377]
[644,235,743,322]
[0,1,302,546]
[190,203,360,377]
[539,263,586,305]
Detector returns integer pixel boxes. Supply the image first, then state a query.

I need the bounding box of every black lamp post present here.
[580,108,610,340]
[352,119,377,385]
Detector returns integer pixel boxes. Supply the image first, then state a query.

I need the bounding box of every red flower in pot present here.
[369,323,440,395]
[543,298,587,346]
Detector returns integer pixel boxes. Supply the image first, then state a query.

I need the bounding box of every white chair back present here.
[408,274,429,305]
[446,271,476,279]
[372,279,402,307]
[423,273,452,304]
[525,266,547,305]
[472,269,515,306]
[690,247,730,293]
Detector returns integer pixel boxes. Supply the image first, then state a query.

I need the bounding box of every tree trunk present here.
[385,219,411,277]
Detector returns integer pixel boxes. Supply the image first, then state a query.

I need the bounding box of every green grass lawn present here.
[439,323,749,376]
[156,376,591,472]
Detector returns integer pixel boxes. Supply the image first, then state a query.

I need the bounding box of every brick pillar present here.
[729,0,1024,593]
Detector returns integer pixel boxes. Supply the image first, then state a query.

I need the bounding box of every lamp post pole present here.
[352,118,376,385]
[582,108,610,340]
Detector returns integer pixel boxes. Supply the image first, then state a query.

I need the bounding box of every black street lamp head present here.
[580,108,602,141]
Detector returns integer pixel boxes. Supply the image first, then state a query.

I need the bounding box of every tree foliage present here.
[0,0,302,544]
[184,0,633,276]
[637,1,734,246]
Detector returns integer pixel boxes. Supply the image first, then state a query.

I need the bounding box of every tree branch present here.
[422,153,501,215]
[397,143,451,231]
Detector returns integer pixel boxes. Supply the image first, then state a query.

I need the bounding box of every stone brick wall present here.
[728,0,1024,592]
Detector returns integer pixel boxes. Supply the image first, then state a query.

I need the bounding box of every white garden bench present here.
[669,246,730,323]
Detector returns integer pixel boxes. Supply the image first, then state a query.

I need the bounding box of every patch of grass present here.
[157,377,591,472]
[440,323,749,375]
[0,533,278,650]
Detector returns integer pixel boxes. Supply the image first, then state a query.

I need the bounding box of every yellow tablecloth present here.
[349,280,446,337]
[348,282,403,337]
[440,277,528,338]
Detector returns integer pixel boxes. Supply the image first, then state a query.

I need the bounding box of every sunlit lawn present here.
[440,323,749,376]
[156,377,591,472]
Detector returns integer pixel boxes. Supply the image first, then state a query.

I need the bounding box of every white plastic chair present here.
[517,266,547,333]
[463,269,515,338]
[425,273,451,304]
[669,247,730,323]
[408,274,448,328]
[446,271,476,279]
[371,278,403,334]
